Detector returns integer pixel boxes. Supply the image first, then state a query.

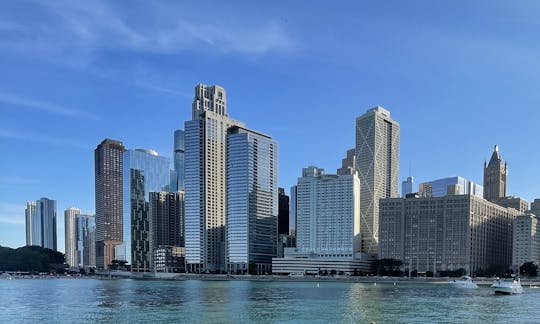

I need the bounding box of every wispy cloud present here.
[0,1,298,58]
[0,92,98,120]
[0,129,92,149]
[0,202,25,225]
[0,176,39,185]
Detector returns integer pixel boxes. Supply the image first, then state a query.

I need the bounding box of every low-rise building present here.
[379,194,520,275]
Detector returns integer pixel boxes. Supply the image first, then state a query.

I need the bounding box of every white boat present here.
[491,278,523,294]
[449,276,478,289]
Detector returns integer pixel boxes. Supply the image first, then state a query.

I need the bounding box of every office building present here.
[85,219,96,268]
[337,148,355,175]
[95,138,125,270]
[226,126,278,274]
[149,191,185,262]
[290,185,298,236]
[484,145,507,202]
[402,176,414,197]
[512,214,540,268]
[272,167,372,275]
[25,198,57,251]
[531,199,540,216]
[64,207,81,268]
[379,195,520,275]
[185,84,244,273]
[278,188,290,235]
[170,129,185,192]
[418,176,483,198]
[495,196,529,213]
[154,246,185,273]
[123,149,170,272]
[355,106,400,256]
[76,214,95,268]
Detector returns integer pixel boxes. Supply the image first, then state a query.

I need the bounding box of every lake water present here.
[1,278,539,323]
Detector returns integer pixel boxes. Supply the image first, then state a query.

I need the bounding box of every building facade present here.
[184,84,244,273]
[512,214,540,268]
[278,188,290,235]
[226,126,278,274]
[379,195,520,275]
[170,129,185,192]
[355,106,399,256]
[418,176,483,198]
[531,199,540,216]
[496,196,529,213]
[149,191,185,264]
[290,185,298,236]
[122,149,170,272]
[272,167,365,275]
[402,176,414,197]
[25,198,57,251]
[84,218,96,268]
[484,145,507,202]
[64,207,81,268]
[337,148,356,175]
[95,138,125,269]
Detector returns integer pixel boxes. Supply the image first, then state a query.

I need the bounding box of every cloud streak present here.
[0,92,98,120]
[0,129,92,149]
[0,202,25,225]
[0,1,298,58]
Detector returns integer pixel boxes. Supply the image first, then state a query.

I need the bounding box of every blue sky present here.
[1,1,539,251]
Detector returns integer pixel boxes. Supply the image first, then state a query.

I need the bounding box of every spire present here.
[488,144,502,167]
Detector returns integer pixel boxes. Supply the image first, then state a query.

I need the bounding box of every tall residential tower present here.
[64,207,81,267]
[95,139,125,269]
[25,198,57,251]
[184,84,244,273]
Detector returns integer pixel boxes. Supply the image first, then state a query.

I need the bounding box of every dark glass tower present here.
[278,188,290,235]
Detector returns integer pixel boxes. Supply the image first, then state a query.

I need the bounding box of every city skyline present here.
[2,1,540,251]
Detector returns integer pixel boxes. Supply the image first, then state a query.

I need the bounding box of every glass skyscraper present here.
[122,149,170,271]
[226,126,278,274]
[25,198,57,251]
[170,129,185,192]
[418,176,483,198]
[76,214,95,268]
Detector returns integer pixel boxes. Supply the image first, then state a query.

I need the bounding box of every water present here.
[1,279,539,323]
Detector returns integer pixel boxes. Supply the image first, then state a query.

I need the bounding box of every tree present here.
[372,259,404,276]
[520,262,538,277]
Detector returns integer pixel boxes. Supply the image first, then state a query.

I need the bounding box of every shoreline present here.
[4,273,540,286]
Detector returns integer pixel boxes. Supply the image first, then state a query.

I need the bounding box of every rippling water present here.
[1,278,539,323]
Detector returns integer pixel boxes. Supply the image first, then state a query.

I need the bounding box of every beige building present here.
[184,84,244,273]
[512,214,540,268]
[483,145,507,202]
[355,107,399,256]
[496,196,529,213]
[379,194,520,275]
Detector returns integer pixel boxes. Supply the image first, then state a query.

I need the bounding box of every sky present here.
[1,0,540,251]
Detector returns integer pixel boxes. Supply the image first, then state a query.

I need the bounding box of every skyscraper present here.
[185,84,244,273]
[289,185,298,236]
[25,198,57,251]
[76,214,95,268]
[84,216,96,268]
[337,148,356,175]
[226,126,278,274]
[122,149,170,272]
[95,138,125,270]
[170,129,185,192]
[64,207,81,268]
[483,145,507,202]
[355,106,399,256]
[402,176,414,197]
[278,188,289,235]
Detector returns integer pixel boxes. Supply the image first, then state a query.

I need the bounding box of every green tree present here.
[520,262,538,277]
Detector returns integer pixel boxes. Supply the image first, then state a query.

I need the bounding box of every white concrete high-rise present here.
[185,84,244,273]
[64,207,81,268]
[513,214,540,268]
[295,167,361,258]
[355,106,399,256]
